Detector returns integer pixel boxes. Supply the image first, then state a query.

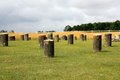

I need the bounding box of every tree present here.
[87,23,94,30]
[64,25,72,31]
[113,20,120,30]
[11,30,14,33]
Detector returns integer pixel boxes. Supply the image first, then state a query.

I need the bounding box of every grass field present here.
[0,40,120,80]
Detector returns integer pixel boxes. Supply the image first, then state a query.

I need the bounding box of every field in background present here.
[0,40,120,80]
[8,31,120,40]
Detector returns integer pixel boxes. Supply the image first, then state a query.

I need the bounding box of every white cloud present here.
[0,0,120,32]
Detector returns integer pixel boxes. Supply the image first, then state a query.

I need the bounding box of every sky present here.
[0,0,120,32]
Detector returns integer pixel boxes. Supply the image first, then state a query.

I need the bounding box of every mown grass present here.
[0,40,120,80]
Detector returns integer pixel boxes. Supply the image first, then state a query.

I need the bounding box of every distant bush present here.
[45,30,55,32]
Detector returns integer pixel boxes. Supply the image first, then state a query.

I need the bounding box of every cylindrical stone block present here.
[54,35,59,42]
[80,34,85,41]
[68,34,74,44]
[48,33,53,39]
[104,34,112,47]
[93,34,102,52]
[9,36,15,41]
[62,35,67,40]
[118,35,120,40]
[24,34,29,41]
[0,35,2,44]
[38,35,46,48]
[84,35,87,41]
[21,35,24,40]
[29,37,31,40]
[74,36,77,40]
[44,39,54,57]
[0,34,8,46]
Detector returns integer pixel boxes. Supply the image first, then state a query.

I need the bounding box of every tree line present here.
[0,30,8,33]
[0,30,15,33]
[64,20,120,31]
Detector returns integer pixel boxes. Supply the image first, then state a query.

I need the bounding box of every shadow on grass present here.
[42,55,67,59]
[101,50,111,53]
[2,45,17,47]
[53,55,67,59]
[91,50,111,54]
[111,45,118,47]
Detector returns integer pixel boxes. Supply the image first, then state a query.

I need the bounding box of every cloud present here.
[0,0,120,32]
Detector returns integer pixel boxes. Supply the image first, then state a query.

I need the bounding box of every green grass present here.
[0,40,120,80]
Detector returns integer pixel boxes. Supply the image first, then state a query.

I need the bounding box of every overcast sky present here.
[0,0,120,32]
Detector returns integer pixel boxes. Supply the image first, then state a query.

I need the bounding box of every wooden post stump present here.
[21,35,24,40]
[24,34,29,41]
[62,35,67,40]
[0,34,8,46]
[68,34,74,44]
[44,39,54,57]
[104,34,112,47]
[38,35,46,48]
[93,34,102,52]
[48,33,53,39]
[54,35,59,42]
[9,36,15,41]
